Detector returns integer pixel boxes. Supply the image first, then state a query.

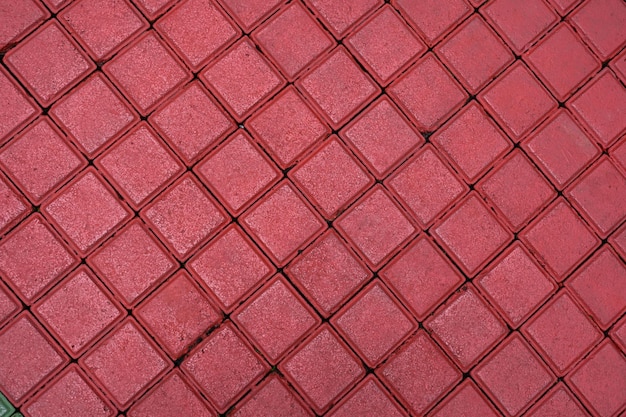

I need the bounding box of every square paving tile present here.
[0,67,40,145]
[231,375,312,417]
[326,376,407,417]
[428,380,501,417]
[304,0,382,38]
[0,0,49,51]
[219,0,283,32]
[568,0,626,60]
[524,383,589,417]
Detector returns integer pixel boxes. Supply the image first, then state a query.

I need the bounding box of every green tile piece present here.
[0,392,15,417]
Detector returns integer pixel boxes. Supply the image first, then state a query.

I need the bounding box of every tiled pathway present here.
[1,0,626,416]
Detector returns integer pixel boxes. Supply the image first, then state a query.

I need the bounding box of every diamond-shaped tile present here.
[181,323,269,413]
[80,318,172,410]
[428,380,501,417]
[0,280,21,328]
[58,0,148,61]
[289,136,374,219]
[340,96,423,179]
[240,181,325,267]
[135,271,221,359]
[103,31,191,115]
[472,333,556,417]
[376,330,461,415]
[331,280,416,367]
[246,86,329,169]
[285,230,372,318]
[392,0,472,45]
[327,376,406,417]
[432,193,513,276]
[335,185,416,270]
[479,62,557,140]
[32,266,125,358]
[524,383,589,417]
[200,37,285,121]
[0,67,40,145]
[345,5,426,85]
[233,275,320,363]
[42,168,132,256]
[0,0,50,51]
[87,219,177,308]
[385,144,468,228]
[188,224,274,312]
[389,53,468,131]
[279,325,364,414]
[195,131,281,216]
[4,21,95,106]
[475,242,556,327]
[141,173,229,260]
[96,122,184,209]
[304,0,382,38]
[436,15,514,94]
[252,2,335,80]
[231,375,312,417]
[569,0,626,60]
[0,214,78,303]
[432,102,513,183]
[149,81,235,165]
[218,0,283,32]
[297,46,380,129]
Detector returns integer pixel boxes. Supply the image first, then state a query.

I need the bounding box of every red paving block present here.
[428,380,501,417]
[128,370,216,417]
[0,117,86,204]
[611,48,626,83]
[472,333,556,417]
[279,325,364,414]
[0,0,49,51]
[377,330,462,415]
[218,0,283,32]
[388,53,468,131]
[133,0,177,20]
[0,171,29,236]
[524,383,589,417]
[524,23,600,101]
[477,150,556,231]
[42,168,132,256]
[289,135,374,219]
[195,130,281,216]
[565,157,626,237]
[565,340,626,417]
[548,0,582,15]
[253,2,335,81]
[103,31,191,115]
[386,145,467,228]
[567,246,626,329]
[392,0,472,46]
[340,96,423,179]
[475,242,556,327]
[0,214,78,304]
[335,185,416,270]
[155,0,239,71]
[200,37,285,121]
[49,73,138,158]
[135,270,221,359]
[436,15,514,94]
[187,224,274,312]
[432,193,513,276]
[611,138,626,173]
[522,109,601,190]
[568,69,626,148]
[432,102,512,183]
[0,67,40,145]
[240,181,325,267]
[141,174,229,260]
[284,230,372,318]
[232,275,320,363]
[481,0,559,54]
[380,235,464,320]
[149,81,234,165]
[425,285,507,371]
[520,198,600,280]
[80,318,172,410]
[297,46,380,130]
[0,312,68,406]
[32,266,125,358]
[0,280,21,328]
[331,280,416,367]
[22,364,116,417]
[246,86,329,169]
[181,323,268,413]
[58,0,148,61]
[326,376,407,417]
[609,222,626,259]
[41,0,71,13]
[479,62,557,140]
[522,290,602,376]
[231,375,312,417]
[4,21,95,107]
[345,5,426,86]
[611,316,626,353]
[304,0,382,39]
[95,123,184,209]
[569,0,626,61]
[87,219,177,308]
